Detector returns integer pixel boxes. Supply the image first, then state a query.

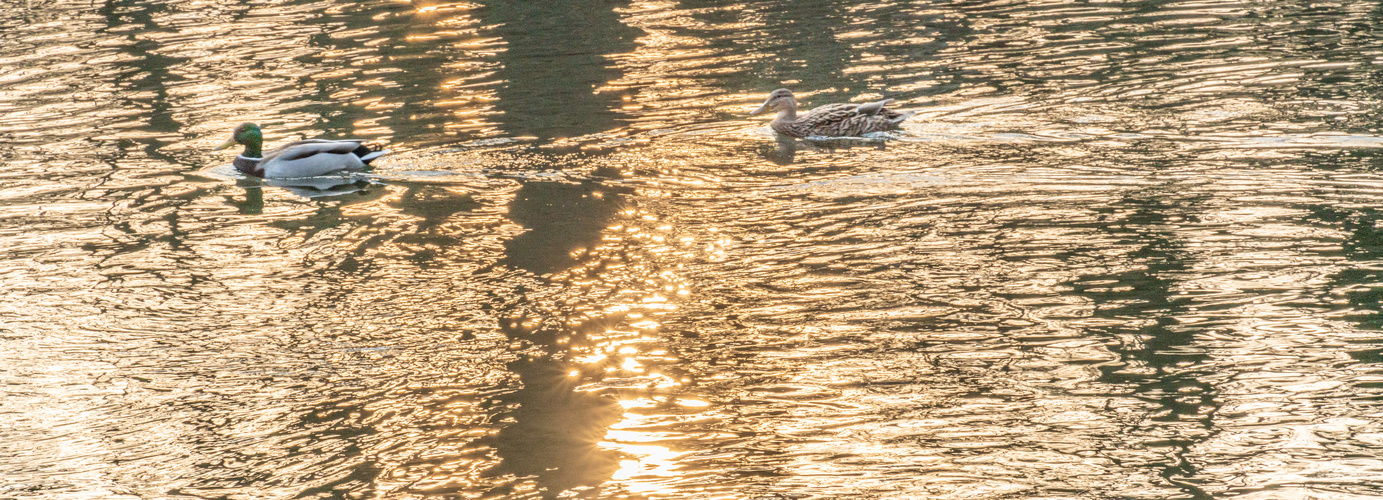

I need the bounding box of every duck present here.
[213,123,390,178]
[750,89,914,138]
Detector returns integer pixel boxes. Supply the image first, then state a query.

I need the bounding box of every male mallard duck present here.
[213,123,390,178]
[750,89,914,138]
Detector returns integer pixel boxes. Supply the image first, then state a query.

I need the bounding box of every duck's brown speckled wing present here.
[782,102,910,137]
[832,114,893,137]
[794,103,861,136]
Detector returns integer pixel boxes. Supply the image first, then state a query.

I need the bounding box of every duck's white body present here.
[232,139,389,178]
[216,124,390,179]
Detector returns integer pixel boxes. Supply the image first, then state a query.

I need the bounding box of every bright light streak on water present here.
[5,0,1383,498]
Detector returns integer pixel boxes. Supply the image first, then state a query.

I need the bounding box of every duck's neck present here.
[239,140,262,159]
[773,100,798,125]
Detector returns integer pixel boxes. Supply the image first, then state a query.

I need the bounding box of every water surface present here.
[5,0,1383,498]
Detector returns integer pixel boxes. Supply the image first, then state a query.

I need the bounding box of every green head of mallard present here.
[214,122,264,158]
[750,88,798,116]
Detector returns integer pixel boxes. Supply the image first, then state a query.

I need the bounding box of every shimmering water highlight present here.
[5,0,1383,498]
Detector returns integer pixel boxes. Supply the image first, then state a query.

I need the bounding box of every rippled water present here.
[6,0,1383,498]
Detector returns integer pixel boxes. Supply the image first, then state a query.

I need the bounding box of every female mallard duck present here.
[750,89,914,138]
[213,123,390,178]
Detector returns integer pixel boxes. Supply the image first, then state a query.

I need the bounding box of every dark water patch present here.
[8,0,1383,498]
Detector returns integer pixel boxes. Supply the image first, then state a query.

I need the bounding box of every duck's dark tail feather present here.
[353,145,391,165]
[888,110,917,126]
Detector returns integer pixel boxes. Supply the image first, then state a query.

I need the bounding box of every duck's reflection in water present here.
[229,176,267,215]
[266,177,376,199]
[760,135,889,165]
[227,175,379,215]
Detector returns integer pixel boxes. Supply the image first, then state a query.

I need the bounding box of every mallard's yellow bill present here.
[213,137,237,151]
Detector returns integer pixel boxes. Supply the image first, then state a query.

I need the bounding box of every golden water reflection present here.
[7,0,1383,498]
